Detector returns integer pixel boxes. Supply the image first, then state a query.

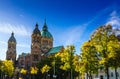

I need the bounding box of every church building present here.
[6,20,63,69]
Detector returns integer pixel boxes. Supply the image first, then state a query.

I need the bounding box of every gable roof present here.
[47,46,63,55]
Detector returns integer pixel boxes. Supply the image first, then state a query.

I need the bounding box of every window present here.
[43,40,48,46]
[33,55,38,61]
[117,72,119,77]
[111,72,113,77]
[100,75,103,79]
[21,60,24,65]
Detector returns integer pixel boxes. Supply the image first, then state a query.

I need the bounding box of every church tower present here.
[6,32,17,63]
[31,23,41,66]
[41,20,53,53]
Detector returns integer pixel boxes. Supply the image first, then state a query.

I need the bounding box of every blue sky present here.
[0,0,120,60]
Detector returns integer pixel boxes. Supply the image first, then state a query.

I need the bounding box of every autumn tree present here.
[20,68,27,78]
[30,67,38,79]
[1,60,14,77]
[107,33,120,79]
[91,25,120,79]
[81,41,99,79]
[60,45,79,79]
[37,55,66,79]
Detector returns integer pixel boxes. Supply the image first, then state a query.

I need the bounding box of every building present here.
[6,32,17,64]
[86,68,120,79]
[6,20,63,69]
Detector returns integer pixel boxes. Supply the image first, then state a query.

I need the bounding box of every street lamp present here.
[53,57,57,79]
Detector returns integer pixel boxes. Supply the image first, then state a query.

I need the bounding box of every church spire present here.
[35,22,38,28]
[12,32,14,36]
[42,19,48,31]
[33,22,41,35]
[8,32,16,43]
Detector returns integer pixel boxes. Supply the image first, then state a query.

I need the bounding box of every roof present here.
[41,20,53,38]
[19,52,30,57]
[41,31,53,38]
[8,32,16,43]
[33,23,41,35]
[47,46,63,55]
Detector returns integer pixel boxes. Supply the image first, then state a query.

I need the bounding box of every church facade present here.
[6,21,63,69]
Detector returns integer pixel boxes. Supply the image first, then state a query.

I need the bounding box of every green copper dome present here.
[41,31,53,38]
[8,32,16,43]
[33,23,41,35]
[41,21,53,38]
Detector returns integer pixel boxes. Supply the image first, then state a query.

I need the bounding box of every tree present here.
[37,45,80,79]
[107,34,120,79]
[81,41,99,79]
[38,55,67,79]
[91,25,120,79]
[60,45,79,79]
[30,67,38,79]
[1,60,14,77]
[20,68,27,78]
[37,56,53,79]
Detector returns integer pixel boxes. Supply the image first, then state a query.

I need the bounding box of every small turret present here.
[8,32,16,43]
[33,23,41,35]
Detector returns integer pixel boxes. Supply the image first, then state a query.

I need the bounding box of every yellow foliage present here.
[19,77,22,79]
[41,64,51,74]
[60,62,70,70]
[30,67,38,74]
[1,60,14,76]
[55,52,61,57]
[20,68,27,74]
[99,58,107,65]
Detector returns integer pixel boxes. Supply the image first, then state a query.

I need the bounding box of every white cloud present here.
[106,11,120,28]
[57,5,118,47]
[0,22,31,36]
[57,23,89,46]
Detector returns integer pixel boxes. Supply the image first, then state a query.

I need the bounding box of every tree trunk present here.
[115,67,118,79]
[106,67,109,79]
[89,73,92,79]
[87,72,88,79]
[70,69,73,79]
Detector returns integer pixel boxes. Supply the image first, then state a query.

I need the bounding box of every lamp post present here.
[53,57,57,79]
